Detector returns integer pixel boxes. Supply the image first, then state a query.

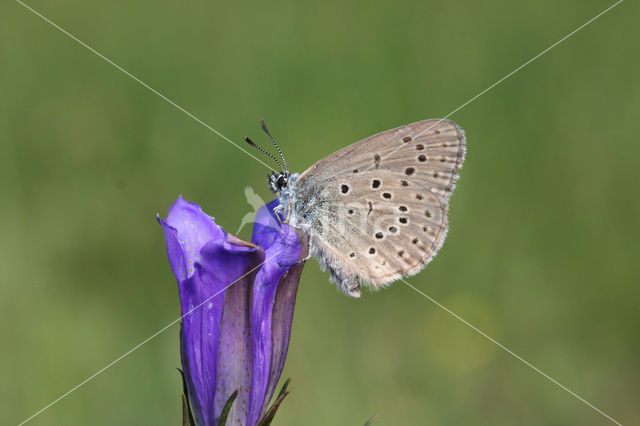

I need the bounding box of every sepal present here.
[257,377,293,426]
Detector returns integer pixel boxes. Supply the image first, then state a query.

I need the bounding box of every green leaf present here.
[178,369,196,426]
[256,377,293,426]
[363,414,378,426]
[217,390,239,426]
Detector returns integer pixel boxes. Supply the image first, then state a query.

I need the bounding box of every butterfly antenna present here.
[260,119,288,171]
[243,136,283,172]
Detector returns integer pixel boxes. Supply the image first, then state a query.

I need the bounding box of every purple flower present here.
[158,196,308,425]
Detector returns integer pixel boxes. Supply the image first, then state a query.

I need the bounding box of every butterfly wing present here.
[290,119,465,296]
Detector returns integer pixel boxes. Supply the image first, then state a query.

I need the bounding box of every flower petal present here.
[181,237,262,426]
[247,201,309,425]
[264,227,308,412]
[164,196,226,280]
[251,199,280,250]
[158,217,188,283]
[213,234,265,425]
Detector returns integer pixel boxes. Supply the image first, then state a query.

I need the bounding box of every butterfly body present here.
[265,119,466,298]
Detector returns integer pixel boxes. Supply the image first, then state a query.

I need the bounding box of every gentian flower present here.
[158,196,308,425]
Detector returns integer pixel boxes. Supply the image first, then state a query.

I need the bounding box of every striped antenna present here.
[243,136,282,172]
[260,120,288,172]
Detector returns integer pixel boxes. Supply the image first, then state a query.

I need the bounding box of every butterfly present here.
[245,119,466,297]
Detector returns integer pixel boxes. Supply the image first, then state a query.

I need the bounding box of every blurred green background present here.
[1,0,638,424]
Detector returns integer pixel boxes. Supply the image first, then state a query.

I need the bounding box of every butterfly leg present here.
[272,205,284,224]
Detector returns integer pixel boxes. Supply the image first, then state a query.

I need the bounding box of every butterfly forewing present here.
[297,119,464,181]
[291,119,466,292]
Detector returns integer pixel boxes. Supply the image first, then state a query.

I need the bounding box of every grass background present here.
[1,0,638,424]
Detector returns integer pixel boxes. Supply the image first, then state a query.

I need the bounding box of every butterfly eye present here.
[276,175,287,189]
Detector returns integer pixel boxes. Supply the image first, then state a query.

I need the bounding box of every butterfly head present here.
[267,170,290,194]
